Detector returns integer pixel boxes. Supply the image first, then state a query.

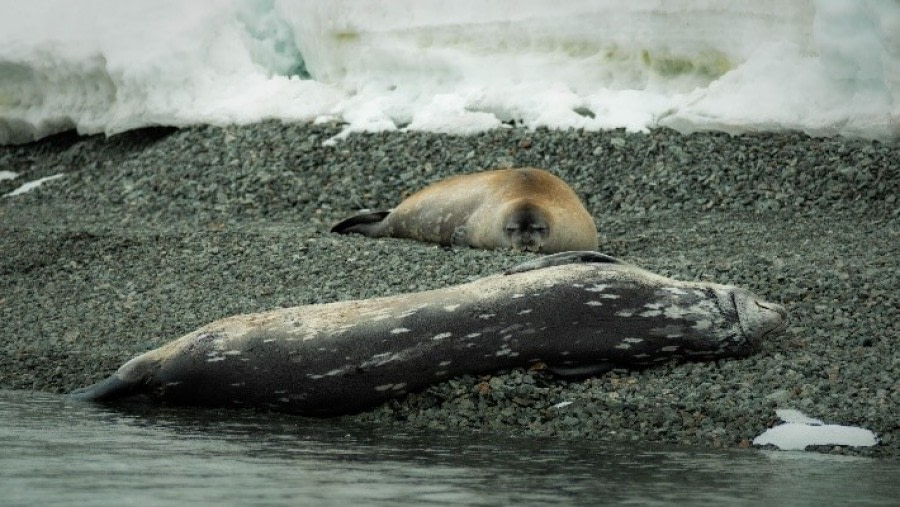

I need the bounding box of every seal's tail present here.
[70,375,139,402]
[330,210,390,235]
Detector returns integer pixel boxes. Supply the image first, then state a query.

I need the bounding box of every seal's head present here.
[503,201,551,252]
[729,287,788,349]
[508,252,788,364]
[635,281,788,360]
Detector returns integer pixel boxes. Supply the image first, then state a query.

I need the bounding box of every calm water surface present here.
[1,389,897,506]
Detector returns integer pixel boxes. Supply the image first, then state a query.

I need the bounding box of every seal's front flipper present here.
[547,362,618,378]
[505,251,623,275]
[70,375,140,402]
[330,210,391,236]
[450,226,469,248]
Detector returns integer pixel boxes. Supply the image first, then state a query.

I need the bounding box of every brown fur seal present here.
[331,168,599,252]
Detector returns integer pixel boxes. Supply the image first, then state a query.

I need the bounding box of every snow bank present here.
[1,0,897,144]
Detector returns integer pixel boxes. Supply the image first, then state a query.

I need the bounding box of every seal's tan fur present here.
[332,168,598,252]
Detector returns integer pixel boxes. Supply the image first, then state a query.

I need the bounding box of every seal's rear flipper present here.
[70,375,139,402]
[505,251,623,275]
[330,210,391,236]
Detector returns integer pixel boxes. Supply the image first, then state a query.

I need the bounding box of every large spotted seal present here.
[71,252,786,415]
[331,168,599,252]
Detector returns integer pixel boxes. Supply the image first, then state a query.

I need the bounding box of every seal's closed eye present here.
[504,251,623,275]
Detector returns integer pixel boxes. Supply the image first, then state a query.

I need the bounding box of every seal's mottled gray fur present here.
[71,252,785,415]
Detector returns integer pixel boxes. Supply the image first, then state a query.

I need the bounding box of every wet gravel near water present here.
[1,123,897,458]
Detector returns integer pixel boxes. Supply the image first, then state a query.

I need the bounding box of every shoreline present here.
[1,123,897,458]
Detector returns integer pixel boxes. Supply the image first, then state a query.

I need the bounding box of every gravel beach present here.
[1,123,897,457]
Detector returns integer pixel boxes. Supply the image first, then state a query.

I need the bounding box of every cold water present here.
[0,390,896,506]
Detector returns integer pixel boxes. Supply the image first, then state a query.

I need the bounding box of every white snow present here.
[753,409,878,451]
[0,171,19,182]
[4,173,65,197]
[1,0,897,145]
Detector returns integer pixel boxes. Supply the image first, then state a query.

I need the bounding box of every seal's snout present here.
[732,289,787,347]
[755,300,788,334]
